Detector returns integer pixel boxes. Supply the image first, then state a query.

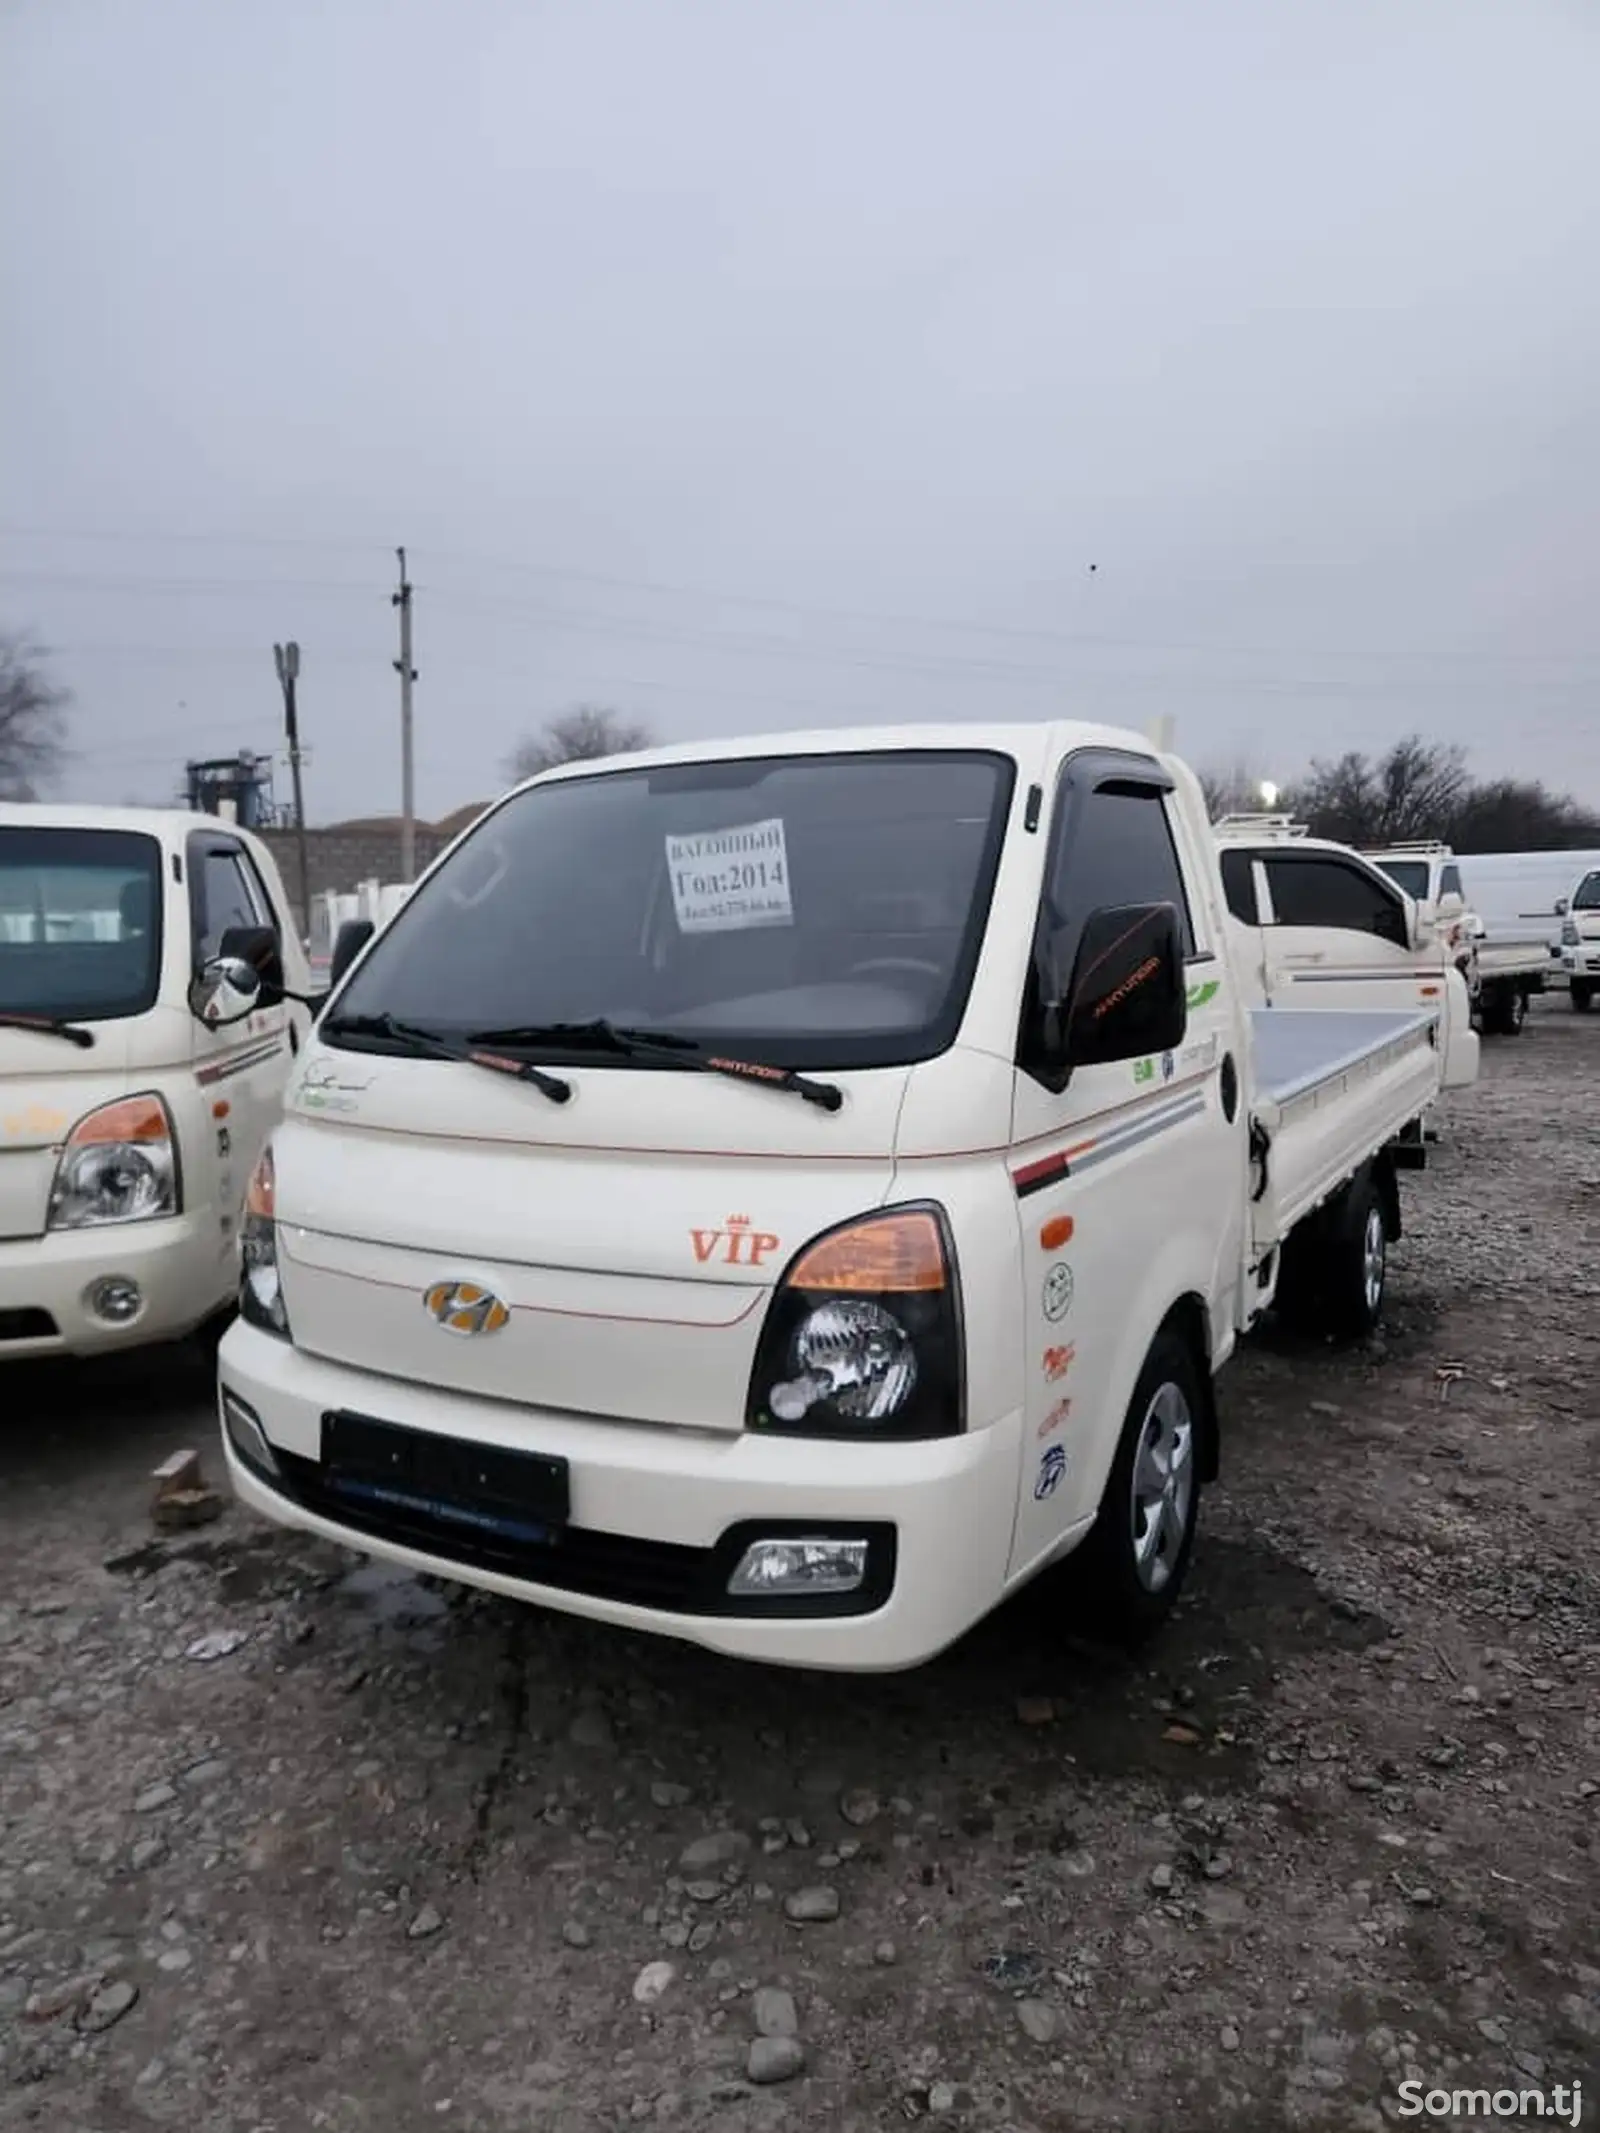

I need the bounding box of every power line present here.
[5,526,1599,676]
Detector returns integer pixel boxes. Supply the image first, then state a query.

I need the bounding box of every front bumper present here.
[217,1320,1027,1671]
[1562,948,1600,978]
[0,1211,228,1360]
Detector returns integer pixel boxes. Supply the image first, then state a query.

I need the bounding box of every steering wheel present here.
[845,957,945,985]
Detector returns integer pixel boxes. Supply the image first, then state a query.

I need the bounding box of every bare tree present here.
[1287,735,1469,847]
[1450,777,1600,853]
[505,705,655,783]
[0,633,70,800]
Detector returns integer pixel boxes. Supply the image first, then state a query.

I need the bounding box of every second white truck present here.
[217,721,1449,1670]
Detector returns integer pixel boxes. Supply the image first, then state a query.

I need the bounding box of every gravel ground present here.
[3,1000,1597,2131]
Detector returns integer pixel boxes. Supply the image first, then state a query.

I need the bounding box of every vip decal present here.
[1042,1262,1074,1322]
[1034,1444,1067,1500]
[1042,1342,1075,1383]
[1186,978,1221,1011]
[1037,1397,1072,1440]
[690,1214,781,1268]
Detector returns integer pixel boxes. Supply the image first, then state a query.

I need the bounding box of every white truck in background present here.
[1452,848,1600,1026]
[0,805,311,1361]
[218,720,1449,1671]
[1558,866,1600,1011]
[1361,841,1561,1037]
[1213,818,1478,1100]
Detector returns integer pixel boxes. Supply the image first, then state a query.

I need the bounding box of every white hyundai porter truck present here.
[1,805,309,1361]
[217,723,1447,1670]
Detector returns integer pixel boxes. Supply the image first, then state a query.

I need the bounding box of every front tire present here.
[1072,1328,1204,1644]
[1572,981,1593,1014]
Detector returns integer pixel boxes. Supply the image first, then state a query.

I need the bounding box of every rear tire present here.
[1572,982,1593,1014]
[1482,981,1527,1036]
[1274,1171,1388,1340]
[1071,1328,1204,1645]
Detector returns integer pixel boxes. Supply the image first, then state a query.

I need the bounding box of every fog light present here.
[726,1536,870,1598]
[86,1276,142,1324]
[221,1389,280,1480]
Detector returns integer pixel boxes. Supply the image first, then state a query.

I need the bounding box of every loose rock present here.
[185,1629,247,1662]
[135,1783,177,1814]
[1017,1999,1059,2044]
[747,2036,805,2085]
[839,1787,880,1828]
[679,1830,750,1873]
[562,1920,591,1949]
[407,1905,444,1941]
[632,1961,677,2006]
[78,1980,139,2035]
[753,1987,799,2038]
[650,1781,693,1809]
[784,1886,840,1924]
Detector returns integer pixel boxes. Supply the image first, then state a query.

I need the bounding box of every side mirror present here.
[218,924,285,1002]
[1060,902,1187,1070]
[1555,897,1569,917]
[329,917,375,989]
[188,956,262,1027]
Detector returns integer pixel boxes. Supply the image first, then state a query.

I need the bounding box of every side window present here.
[1019,770,1194,1085]
[1263,857,1407,945]
[236,848,285,943]
[1044,784,1196,956]
[1440,865,1464,900]
[1220,849,1259,925]
[193,844,267,964]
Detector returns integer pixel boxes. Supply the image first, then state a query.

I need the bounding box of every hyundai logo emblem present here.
[422,1280,510,1336]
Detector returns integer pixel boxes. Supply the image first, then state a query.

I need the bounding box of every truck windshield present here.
[1374,859,1429,899]
[1573,873,1600,911]
[329,749,1016,1071]
[0,828,164,1024]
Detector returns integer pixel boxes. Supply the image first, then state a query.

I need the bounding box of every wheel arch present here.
[1159,1292,1219,1484]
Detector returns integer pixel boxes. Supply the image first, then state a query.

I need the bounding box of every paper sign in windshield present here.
[666,819,793,934]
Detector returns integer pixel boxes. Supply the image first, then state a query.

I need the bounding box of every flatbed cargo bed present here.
[1249,1006,1440,1249]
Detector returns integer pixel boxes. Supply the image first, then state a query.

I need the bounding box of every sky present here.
[3,0,1598,824]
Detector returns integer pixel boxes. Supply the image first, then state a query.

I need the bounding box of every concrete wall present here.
[258,825,454,933]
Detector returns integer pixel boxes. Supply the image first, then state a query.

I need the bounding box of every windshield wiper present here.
[0,1012,95,1049]
[467,1018,844,1113]
[321,1011,571,1104]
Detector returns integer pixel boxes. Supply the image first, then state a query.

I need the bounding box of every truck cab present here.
[1213,817,1478,1091]
[1559,868,1600,1011]
[0,805,310,1360]
[1364,842,1477,974]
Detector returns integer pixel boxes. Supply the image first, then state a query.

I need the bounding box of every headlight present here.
[1562,920,1580,946]
[47,1095,178,1229]
[239,1144,291,1339]
[747,1206,963,1440]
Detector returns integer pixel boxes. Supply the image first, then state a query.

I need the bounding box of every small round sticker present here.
[1042,1262,1074,1322]
[1035,1444,1067,1500]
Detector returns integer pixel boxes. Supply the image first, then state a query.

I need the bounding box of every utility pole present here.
[273,640,312,938]
[393,547,417,881]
